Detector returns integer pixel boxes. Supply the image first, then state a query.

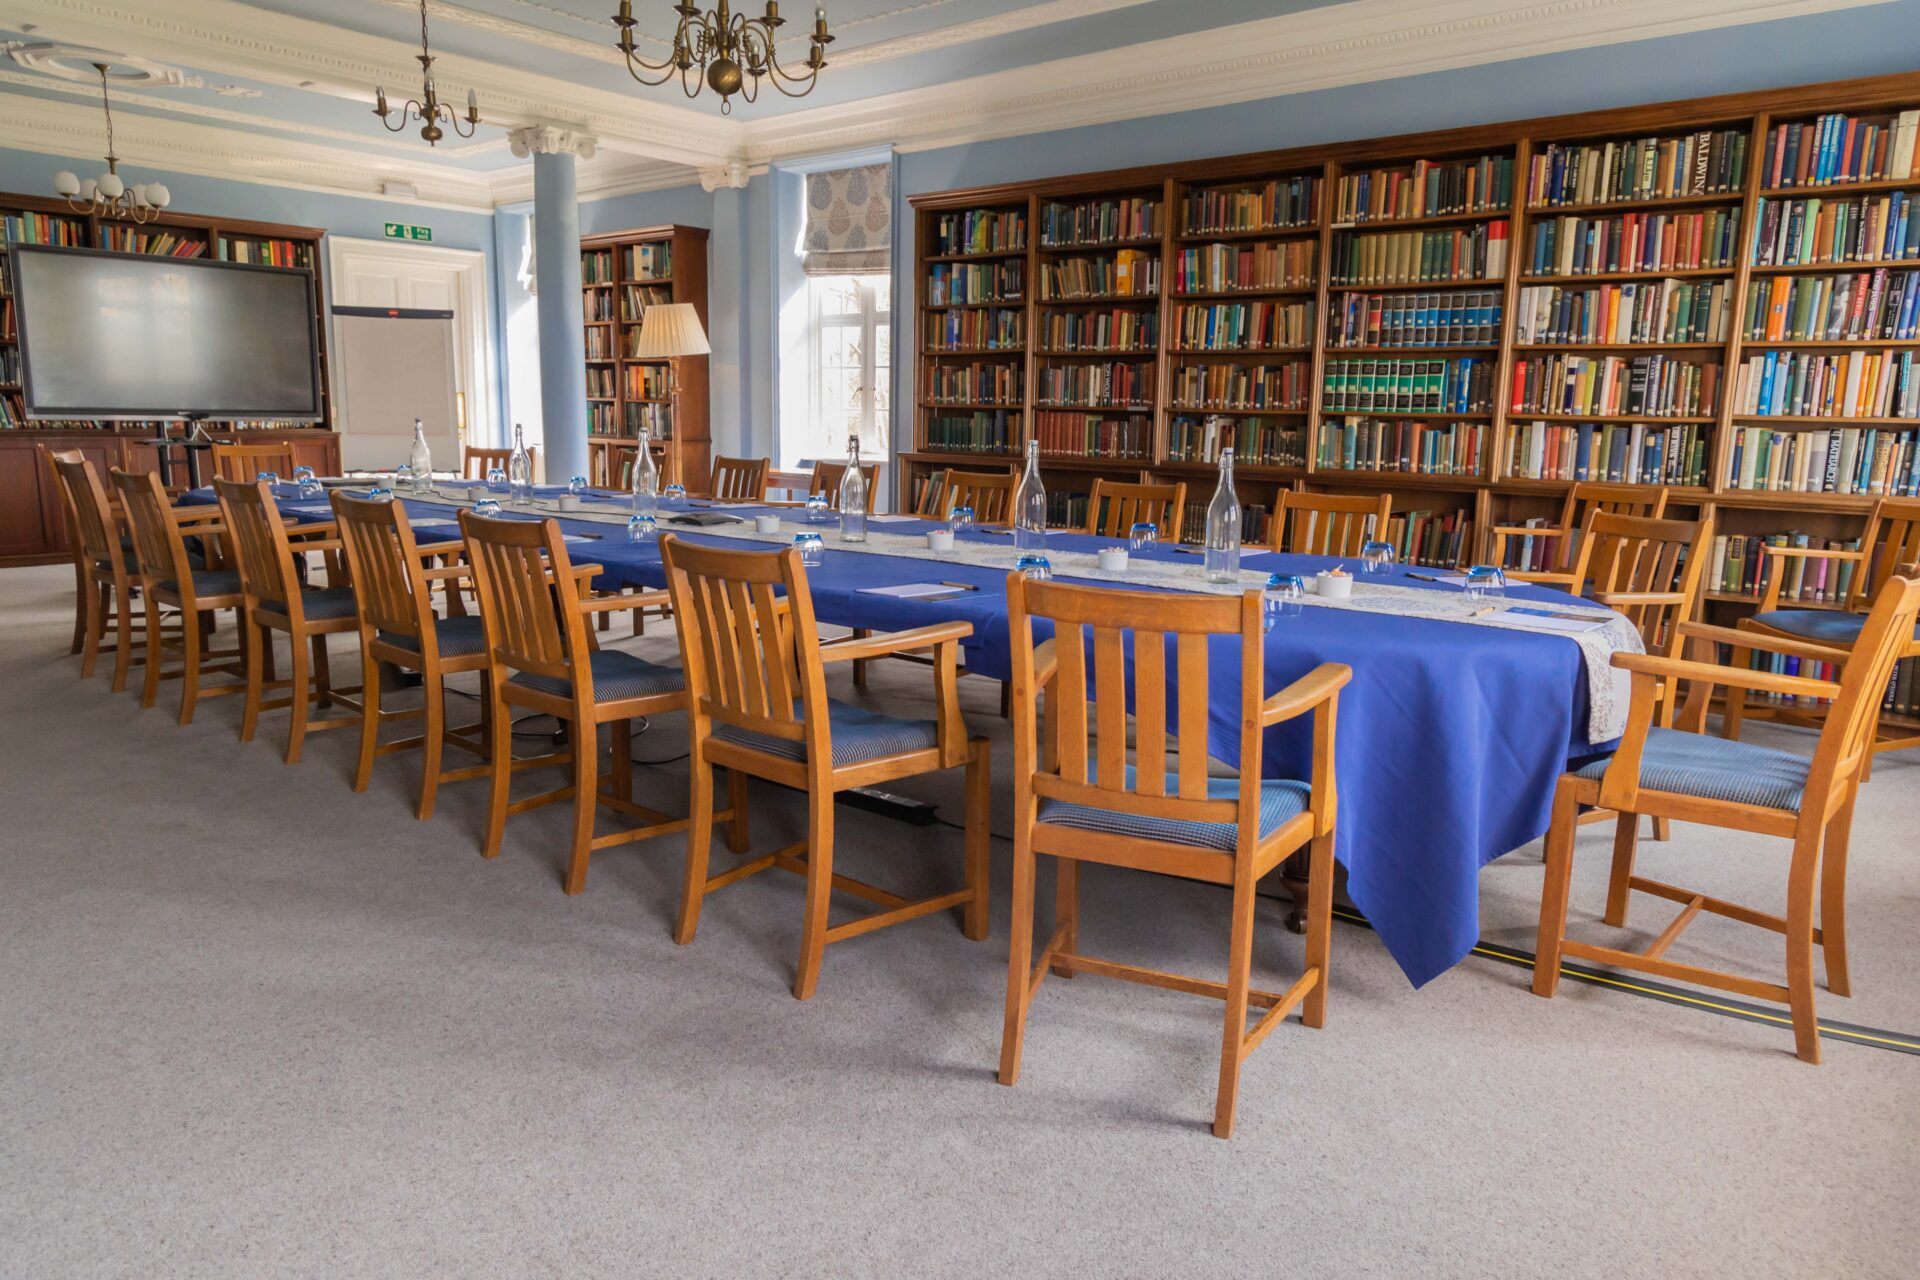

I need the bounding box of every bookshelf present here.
[0,191,335,565]
[578,224,710,494]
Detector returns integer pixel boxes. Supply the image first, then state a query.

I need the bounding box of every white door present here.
[329,237,496,451]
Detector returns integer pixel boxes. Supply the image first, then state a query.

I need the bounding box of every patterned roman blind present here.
[801,163,891,276]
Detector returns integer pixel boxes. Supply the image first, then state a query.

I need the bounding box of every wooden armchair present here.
[50,451,144,690]
[997,577,1351,1138]
[460,511,724,895]
[215,477,362,763]
[942,469,1017,525]
[1723,497,1920,774]
[209,441,298,483]
[1487,481,1670,588]
[708,455,770,502]
[1534,573,1920,1063]
[659,536,990,1000]
[462,445,536,481]
[1270,489,1390,556]
[42,443,103,657]
[1084,478,1186,541]
[779,458,880,512]
[110,468,245,722]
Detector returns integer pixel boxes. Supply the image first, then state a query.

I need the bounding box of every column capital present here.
[508,124,597,161]
[699,159,751,192]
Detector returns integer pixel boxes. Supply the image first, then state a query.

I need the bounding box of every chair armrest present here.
[820,620,974,663]
[414,539,465,556]
[594,587,671,610]
[570,563,605,581]
[421,564,470,582]
[287,520,338,538]
[1682,620,1851,665]
[1754,543,1868,610]
[1508,568,1581,588]
[1260,661,1352,726]
[1761,544,1867,562]
[1031,637,1058,689]
[1589,590,1686,607]
[1489,524,1566,539]
[289,537,343,553]
[169,505,224,523]
[1613,650,1841,700]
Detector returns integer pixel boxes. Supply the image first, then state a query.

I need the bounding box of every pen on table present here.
[1407,571,1449,583]
[937,581,979,592]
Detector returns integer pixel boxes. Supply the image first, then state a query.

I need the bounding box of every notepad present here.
[1415,571,1472,586]
[858,582,970,599]
[867,514,920,524]
[286,504,333,516]
[1493,606,1608,633]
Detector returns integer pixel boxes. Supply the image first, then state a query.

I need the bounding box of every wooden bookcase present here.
[904,72,1920,580]
[0,191,336,565]
[579,224,711,495]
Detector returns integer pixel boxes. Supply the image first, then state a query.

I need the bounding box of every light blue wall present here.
[578,181,713,235]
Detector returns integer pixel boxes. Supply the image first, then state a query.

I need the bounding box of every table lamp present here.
[628,302,709,467]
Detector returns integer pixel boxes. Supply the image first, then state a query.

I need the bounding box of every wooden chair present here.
[792,458,880,512]
[43,443,108,657]
[1723,497,1920,774]
[110,468,247,723]
[1269,489,1390,557]
[331,492,496,820]
[461,445,536,481]
[997,577,1350,1138]
[1487,482,1672,588]
[215,477,362,763]
[659,536,990,999]
[1534,572,1920,1063]
[1084,478,1187,541]
[49,451,143,689]
[460,510,724,895]
[209,441,298,484]
[942,469,1017,525]
[708,455,770,502]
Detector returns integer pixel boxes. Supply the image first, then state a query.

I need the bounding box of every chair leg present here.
[999,680,1012,719]
[417,669,444,821]
[1212,869,1258,1140]
[482,684,512,859]
[283,632,310,763]
[1721,645,1752,740]
[354,651,381,794]
[1650,816,1672,842]
[676,758,715,945]
[311,632,333,701]
[793,787,835,1000]
[1048,857,1079,979]
[724,768,750,854]
[609,719,632,804]
[240,622,265,742]
[851,628,870,688]
[1602,810,1639,928]
[998,824,1039,1087]
[69,562,87,655]
[562,718,597,895]
[177,608,203,727]
[1786,840,1822,1065]
[110,582,133,693]
[962,740,990,942]
[1532,780,1580,998]
[1302,831,1335,1029]
[79,578,104,679]
[1820,786,1859,998]
[139,592,165,709]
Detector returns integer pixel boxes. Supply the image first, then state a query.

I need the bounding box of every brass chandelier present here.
[612,1,834,114]
[375,0,481,146]
[51,64,171,225]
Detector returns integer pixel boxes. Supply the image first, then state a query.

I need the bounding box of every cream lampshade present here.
[629,302,711,358]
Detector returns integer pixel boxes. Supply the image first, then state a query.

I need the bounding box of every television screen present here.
[10,244,321,421]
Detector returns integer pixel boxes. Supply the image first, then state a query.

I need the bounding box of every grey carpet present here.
[1,564,1914,1278]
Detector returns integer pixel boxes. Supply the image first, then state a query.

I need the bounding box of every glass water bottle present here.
[1204,447,1242,584]
[1012,438,1047,555]
[839,434,868,543]
[507,422,533,507]
[631,423,659,522]
[408,418,433,493]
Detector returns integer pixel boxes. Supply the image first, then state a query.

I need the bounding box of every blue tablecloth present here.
[201,484,1614,988]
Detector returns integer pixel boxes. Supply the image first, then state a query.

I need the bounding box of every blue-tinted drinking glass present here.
[794,532,825,568]
[1465,564,1508,601]
[1361,541,1396,574]
[472,497,501,518]
[1128,522,1158,552]
[949,505,975,535]
[568,475,589,498]
[1015,553,1052,580]
[626,514,656,542]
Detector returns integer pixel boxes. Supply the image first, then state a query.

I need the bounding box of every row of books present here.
[1509,353,1721,418]
[1038,251,1159,300]
[1321,356,1497,414]
[1166,417,1305,467]
[0,297,13,342]
[1179,177,1319,236]
[625,243,671,280]
[1167,301,1312,352]
[1180,502,1276,547]
[1742,268,1920,342]
[1506,420,1711,486]
[1730,350,1919,419]
[1,213,85,246]
[1512,279,1731,345]
[621,283,672,323]
[0,346,17,384]
[625,364,670,400]
[1334,154,1515,223]
[588,402,616,434]
[925,308,1023,351]
[923,361,1021,404]
[1713,533,1859,601]
[1526,208,1740,277]
[1039,197,1161,247]
[1168,362,1311,413]
[924,410,1017,453]
[1329,289,1504,348]
[1384,507,1476,568]
[1315,418,1486,476]
[1034,411,1152,459]
[220,238,314,269]
[103,226,206,257]
[1728,426,1920,496]
[584,290,614,322]
[1035,361,1154,408]
[1760,111,1920,189]
[582,249,615,284]
[585,328,614,359]
[1750,193,1920,267]
[626,402,671,437]
[586,366,615,398]
[927,260,1023,305]
[930,208,1026,257]
[1526,130,1748,207]
[1044,493,1094,529]
[1329,222,1510,285]
[1036,308,1155,353]
[1170,241,1317,294]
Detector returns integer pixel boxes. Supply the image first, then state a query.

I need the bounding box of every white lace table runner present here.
[407,488,1639,741]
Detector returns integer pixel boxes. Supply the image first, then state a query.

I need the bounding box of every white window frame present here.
[806,272,890,463]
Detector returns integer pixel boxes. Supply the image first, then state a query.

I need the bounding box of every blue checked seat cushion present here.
[1574,727,1811,812]
[1749,609,1920,646]
[1037,771,1312,852]
[292,587,358,620]
[158,568,243,600]
[507,649,682,703]
[714,699,939,766]
[377,615,488,659]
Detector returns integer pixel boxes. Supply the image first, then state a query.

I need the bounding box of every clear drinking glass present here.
[1264,572,1306,629]
[805,493,831,525]
[486,466,507,494]
[948,505,975,535]
[255,471,280,488]
[1465,564,1508,602]
[626,514,656,542]
[1015,552,1052,581]
[1361,540,1396,575]
[366,485,395,503]
[794,532,826,568]
[663,483,687,504]
[393,464,413,491]
[1128,521,1158,553]
[473,497,501,518]
[568,475,589,498]
[293,466,321,499]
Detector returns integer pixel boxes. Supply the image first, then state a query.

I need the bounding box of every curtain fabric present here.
[801,163,891,276]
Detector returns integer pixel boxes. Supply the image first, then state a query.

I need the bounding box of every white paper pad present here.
[1492,606,1609,634]
[858,582,971,599]
[867,514,921,524]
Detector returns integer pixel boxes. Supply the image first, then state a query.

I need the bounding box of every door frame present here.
[328,236,497,448]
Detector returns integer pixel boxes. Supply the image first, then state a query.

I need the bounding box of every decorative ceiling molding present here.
[698,159,750,192]
[507,122,597,158]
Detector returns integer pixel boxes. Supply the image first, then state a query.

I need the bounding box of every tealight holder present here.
[927,528,955,552]
[1098,546,1129,573]
[1315,569,1353,599]
[558,495,582,512]
[754,514,782,535]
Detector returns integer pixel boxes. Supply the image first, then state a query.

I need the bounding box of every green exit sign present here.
[383,222,433,243]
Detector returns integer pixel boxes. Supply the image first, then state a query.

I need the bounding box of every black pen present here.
[1407,571,1449,582]
[938,580,979,592]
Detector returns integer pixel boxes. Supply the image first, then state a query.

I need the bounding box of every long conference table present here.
[202,481,1622,989]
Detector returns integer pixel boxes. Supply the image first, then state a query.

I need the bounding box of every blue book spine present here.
[1574,425,1594,481]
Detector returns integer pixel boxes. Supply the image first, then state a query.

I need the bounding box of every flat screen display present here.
[10,244,321,420]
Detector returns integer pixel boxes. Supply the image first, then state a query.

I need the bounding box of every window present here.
[802,272,890,468]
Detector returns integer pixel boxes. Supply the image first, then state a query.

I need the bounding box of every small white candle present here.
[1098,547,1129,573]
[557,495,582,512]
[927,529,954,552]
[754,514,782,535]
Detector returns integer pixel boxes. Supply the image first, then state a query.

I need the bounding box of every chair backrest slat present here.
[710,456,770,502]
[1055,622,1089,786]
[808,459,880,511]
[110,467,193,590]
[661,537,820,748]
[943,470,1017,525]
[210,442,297,484]
[1573,510,1711,656]
[331,493,431,640]
[1176,632,1210,800]
[459,512,587,683]
[51,452,117,564]
[1133,630,1168,796]
[1086,479,1186,541]
[1272,490,1390,557]
[214,478,300,612]
[1849,498,1920,611]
